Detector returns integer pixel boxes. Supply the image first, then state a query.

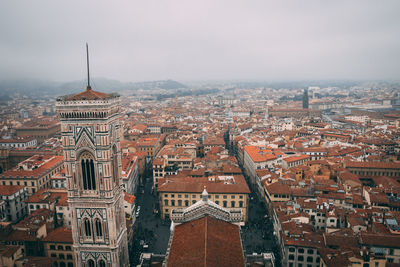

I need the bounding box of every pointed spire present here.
[202,186,208,202]
[86,43,91,90]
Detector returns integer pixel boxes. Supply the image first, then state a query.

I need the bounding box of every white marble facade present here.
[56,87,129,267]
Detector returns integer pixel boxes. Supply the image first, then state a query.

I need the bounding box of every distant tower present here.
[303,88,309,109]
[56,46,129,266]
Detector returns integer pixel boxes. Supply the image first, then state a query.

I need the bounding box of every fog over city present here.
[2,1,400,267]
[0,0,399,82]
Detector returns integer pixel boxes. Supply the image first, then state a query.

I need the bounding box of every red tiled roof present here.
[158,176,250,194]
[345,161,400,170]
[167,216,245,267]
[283,232,324,248]
[1,155,63,178]
[5,229,37,242]
[137,136,159,147]
[124,192,135,204]
[203,137,225,146]
[0,245,20,258]
[0,185,24,196]
[16,120,59,130]
[25,189,68,206]
[338,171,361,185]
[244,146,276,163]
[43,227,73,243]
[323,133,351,139]
[265,182,290,195]
[284,154,309,163]
[65,87,112,101]
[15,208,52,230]
[221,164,242,174]
[360,233,400,248]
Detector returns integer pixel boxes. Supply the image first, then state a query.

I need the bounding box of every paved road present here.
[240,173,282,266]
[242,196,275,251]
[130,176,170,265]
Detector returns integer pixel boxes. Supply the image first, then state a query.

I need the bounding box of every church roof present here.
[167,215,245,267]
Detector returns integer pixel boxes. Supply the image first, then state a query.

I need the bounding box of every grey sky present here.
[0,0,399,82]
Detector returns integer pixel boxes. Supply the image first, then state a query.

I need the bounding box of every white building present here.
[121,153,139,195]
[0,137,37,149]
[51,169,67,189]
[272,118,294,132]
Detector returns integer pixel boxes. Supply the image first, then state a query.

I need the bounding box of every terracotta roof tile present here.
[0,155,63,178]
[0,185,24,196]
[360,233,400,248]
[43,227,73,243]
[244,146,276,163]
[345,161,400,170]
[158,175,250,194]
[65,87,113,101]
[167,216,245,267]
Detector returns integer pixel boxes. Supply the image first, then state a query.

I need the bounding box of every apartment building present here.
[157,175,250,222]
[0,155,64,195]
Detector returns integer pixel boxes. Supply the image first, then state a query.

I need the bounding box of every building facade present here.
[15,120,60,144]
[0,137,37,149]
[43,227,75,267]
[0,185,27,223]
[157,175,250,223]
[0,154,64,195]
[56,86,129,266]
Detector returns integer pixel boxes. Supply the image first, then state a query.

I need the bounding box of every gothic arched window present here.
[95,218,103,237]
[112,145,119,186]
[80,152,96,190]
[87,259,95,267]
[84,218,92,237]
[99,260,106,267]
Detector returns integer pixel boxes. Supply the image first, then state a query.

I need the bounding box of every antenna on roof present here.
[86,43,91,90]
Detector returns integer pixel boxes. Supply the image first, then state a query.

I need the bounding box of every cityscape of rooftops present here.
[0,1,400,267]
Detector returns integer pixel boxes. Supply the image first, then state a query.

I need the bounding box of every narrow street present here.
[228,141,281,264]
[241,188,281,266]
[242,195,276,252]
[130,175,170,265]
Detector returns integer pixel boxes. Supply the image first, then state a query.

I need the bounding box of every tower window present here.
[95,218,103,237]
[87,259,95,267]
[84,218,92,237]
[112,145,119,186]
[80,152,96,190]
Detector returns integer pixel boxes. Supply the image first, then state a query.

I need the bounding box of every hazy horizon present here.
[1,0,399,82]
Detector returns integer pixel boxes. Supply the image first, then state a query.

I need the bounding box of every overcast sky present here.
[0,0,399,82]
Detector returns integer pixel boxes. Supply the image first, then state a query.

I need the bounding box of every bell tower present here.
[56,46,129,266]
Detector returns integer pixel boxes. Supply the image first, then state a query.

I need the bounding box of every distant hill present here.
[129,80,187,90]
[0,78,188,98]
